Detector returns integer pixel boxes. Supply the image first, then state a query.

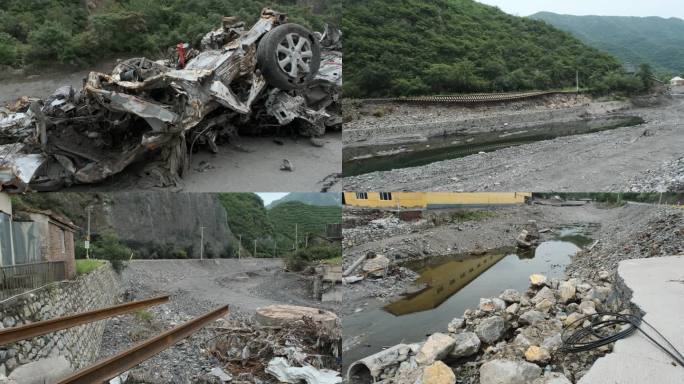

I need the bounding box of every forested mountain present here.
[531,12,684,76]
[267,192,342,208]
[343,0,623,97]
[0,0,340,69]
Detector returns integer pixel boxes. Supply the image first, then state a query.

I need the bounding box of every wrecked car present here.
[0,9,342,191]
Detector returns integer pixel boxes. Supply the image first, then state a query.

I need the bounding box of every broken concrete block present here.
[479,297,506,312]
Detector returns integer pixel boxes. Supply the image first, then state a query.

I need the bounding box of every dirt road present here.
[343,96,684,192]
[97,258,329,383]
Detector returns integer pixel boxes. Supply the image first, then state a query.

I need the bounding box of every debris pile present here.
[567,209,684,279]
[207,307,341,384]
[0,9,342,191]
[346,273,629,384]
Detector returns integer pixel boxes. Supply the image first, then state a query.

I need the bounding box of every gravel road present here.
[97,259,331,383]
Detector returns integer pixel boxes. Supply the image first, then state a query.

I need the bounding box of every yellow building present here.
[343,192,532,209]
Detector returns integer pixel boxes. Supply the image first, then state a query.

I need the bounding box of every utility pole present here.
[85,206,92,259]
[273,239,277,258]
[305,233,308,248]
[576,70,580,93]
[200,226,206,260]
[295,223,298,251]
[253,239,257,258]
[238,235,241,259]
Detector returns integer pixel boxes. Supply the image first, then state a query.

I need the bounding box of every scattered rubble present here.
[346,272,630,384]
[0,9,342,191]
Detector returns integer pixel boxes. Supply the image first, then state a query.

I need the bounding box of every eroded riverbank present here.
[342,94,684,192]
[341,202,684,382]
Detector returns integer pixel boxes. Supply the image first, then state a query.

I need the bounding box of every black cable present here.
[561,311,684,368]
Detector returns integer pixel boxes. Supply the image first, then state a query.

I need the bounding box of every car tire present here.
[257,23,321,90]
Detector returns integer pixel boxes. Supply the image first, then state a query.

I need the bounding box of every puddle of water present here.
[343,115,644,176]
[343,237,585,367]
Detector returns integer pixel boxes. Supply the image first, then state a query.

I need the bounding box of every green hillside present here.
[343,0,623,97]
[267,192,342,208]
[217,193,274,251]
[269,201,341,242]
[531,12,684,77]
[0,0,340,69]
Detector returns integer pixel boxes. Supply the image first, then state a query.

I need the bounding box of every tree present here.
[637,63,654,91]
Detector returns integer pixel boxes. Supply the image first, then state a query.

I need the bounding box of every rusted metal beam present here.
[58,305,229,384]
[0,295,169,346]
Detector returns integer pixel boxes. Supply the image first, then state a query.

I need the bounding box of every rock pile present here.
[567,209,683,279]
[349,273,630,384]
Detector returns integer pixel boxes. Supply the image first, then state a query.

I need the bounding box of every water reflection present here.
[384,251,507,316]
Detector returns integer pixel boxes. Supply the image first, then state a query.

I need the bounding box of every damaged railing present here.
[0,261,66,301]
[0,295,229,383]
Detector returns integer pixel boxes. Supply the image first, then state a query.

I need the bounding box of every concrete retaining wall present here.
[0,263,120,376]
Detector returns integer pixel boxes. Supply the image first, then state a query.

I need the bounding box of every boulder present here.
[524,346,551,364]
[475,316,506,344]
[558,281,576,304]
[532,287,556,305]
[519,310,545,326]
[447,318,465,333]
[564,312,584,327]
[479,359,542,384]
[529,274,548,287]
[535,298,555,313]
[579,301,596,315]
[499,289,521,303]
[448,332,481,358]
[415,333,456,365]
[421,361,455,384]
[479,298,506,312]
[505,303,520,315]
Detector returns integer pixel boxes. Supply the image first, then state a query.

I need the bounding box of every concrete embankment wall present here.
[0,263,120,376]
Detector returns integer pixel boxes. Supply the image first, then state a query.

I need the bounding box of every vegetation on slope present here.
[343,0,629,97]
[266,192,342,208]
[531,12,684,77]
[218,194,341,262]
[0,0,340,69]
[218,193,274,254]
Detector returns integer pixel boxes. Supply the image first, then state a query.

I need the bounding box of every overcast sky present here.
[256,192,288,206]
[476,0,684,19]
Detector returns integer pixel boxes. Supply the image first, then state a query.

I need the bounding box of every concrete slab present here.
[579,255,684,384]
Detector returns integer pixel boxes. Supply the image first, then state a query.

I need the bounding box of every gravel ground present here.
[96,259,332,383]
[342,96,684,192]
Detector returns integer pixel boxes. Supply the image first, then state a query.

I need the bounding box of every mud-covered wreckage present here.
[0,9,342,191]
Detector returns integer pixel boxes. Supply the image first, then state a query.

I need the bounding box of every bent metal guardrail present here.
[0,295,229,383]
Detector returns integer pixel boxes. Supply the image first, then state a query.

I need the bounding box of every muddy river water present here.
[343,226,593,366]
[343,115,644,176]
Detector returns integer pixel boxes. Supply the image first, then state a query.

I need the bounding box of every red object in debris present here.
[176,43,187,69]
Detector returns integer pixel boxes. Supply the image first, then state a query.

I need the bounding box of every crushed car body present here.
[0,9,342,191]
